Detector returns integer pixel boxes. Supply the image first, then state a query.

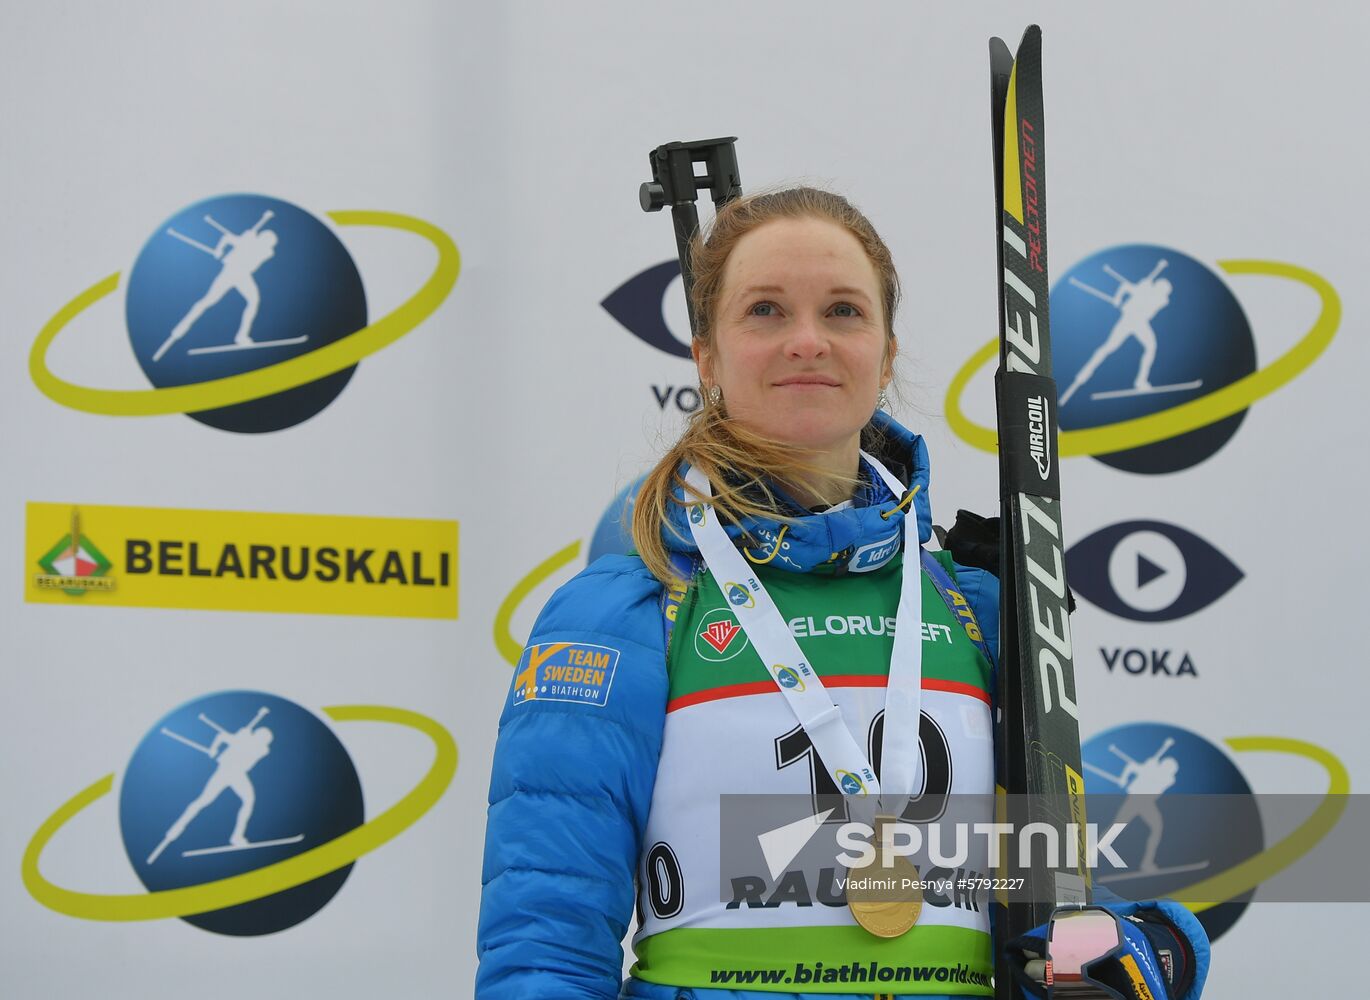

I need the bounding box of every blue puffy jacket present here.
[476,414,1208,1000]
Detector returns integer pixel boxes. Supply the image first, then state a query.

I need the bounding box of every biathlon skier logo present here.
[120,692,362,935]
[31,194,459,434]
[23,691,456,937]
[124,196,368,433]
[725,582,755,609]
[1079,723,1345,943]
[945,244,1339,475]
[1085,736,1199,880]
[145,706,300,866]
[1053,246,1252,474]
[152,209,295,364]
[835,770,866,796]
[1059,258,1193,407]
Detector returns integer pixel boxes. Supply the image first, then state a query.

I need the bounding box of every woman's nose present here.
[784,316,828,359]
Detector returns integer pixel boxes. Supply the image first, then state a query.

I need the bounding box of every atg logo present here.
[31,194,459,433]
[946,247,1339,473]
[22,691,455,936]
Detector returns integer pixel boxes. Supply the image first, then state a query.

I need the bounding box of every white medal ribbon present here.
[684,453,924,809]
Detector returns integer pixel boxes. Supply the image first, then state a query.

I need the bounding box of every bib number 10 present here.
[774,709,952,823]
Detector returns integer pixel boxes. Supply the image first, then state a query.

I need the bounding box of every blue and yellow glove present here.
[1006,899,1209,1000]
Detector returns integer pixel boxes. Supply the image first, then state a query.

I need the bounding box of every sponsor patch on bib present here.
[513,642,620,708]
[695,608,749,661]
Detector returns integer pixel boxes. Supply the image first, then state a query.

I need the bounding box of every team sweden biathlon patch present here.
[513,642,620,708]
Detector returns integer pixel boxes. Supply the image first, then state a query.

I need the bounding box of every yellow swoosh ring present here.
[22,705,456,921]
[30,211,459,417]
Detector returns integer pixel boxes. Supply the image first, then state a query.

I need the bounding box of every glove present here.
[939,509,999,574]
[940,508,1076,613]
[1006,902,1203,1000]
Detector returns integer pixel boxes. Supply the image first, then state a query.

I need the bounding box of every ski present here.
[988,25,1090,998]
[182,835,305,858]
[186,336,308,356]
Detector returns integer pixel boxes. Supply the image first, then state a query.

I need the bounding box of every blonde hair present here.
[630,187,902,584]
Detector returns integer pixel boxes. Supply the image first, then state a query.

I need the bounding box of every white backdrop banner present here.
[2,2,1365,998]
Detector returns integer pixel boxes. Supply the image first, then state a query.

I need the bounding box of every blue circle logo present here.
[1082,722,1258,942]
[124,194,367,433]
[725,583,754,609]
[118,691,363,935]
[1053,245,1256,473]
[836,771,866,796]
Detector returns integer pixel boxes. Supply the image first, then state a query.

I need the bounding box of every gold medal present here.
[846,814,923,938]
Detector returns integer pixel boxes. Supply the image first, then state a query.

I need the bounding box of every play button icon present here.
[1108,530,1186,613]
[1137,552,1167,589]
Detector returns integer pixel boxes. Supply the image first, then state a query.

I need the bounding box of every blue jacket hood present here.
[661,411,933,574]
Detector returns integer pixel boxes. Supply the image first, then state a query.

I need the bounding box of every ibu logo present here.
[1053,245,1255,474]
[118,691,363,935]
[848,531,900,573]
[836,771,866,795]
[773,666,805,691]
[1082,723,1261,942]
[23,692,455,939]
[32,193,458,435]
[124,195,368,432]
[689,504,705,525]
[724,582,754,609]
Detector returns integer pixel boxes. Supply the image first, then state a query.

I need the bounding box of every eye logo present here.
[601,260,691,358]
[1067,520,1243,622]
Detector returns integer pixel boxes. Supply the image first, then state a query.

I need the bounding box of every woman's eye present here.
[749,301,777,317]
[831,303,860,318]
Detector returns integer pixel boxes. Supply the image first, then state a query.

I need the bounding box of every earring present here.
[708,385,722,405]
[876,387,889,410]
